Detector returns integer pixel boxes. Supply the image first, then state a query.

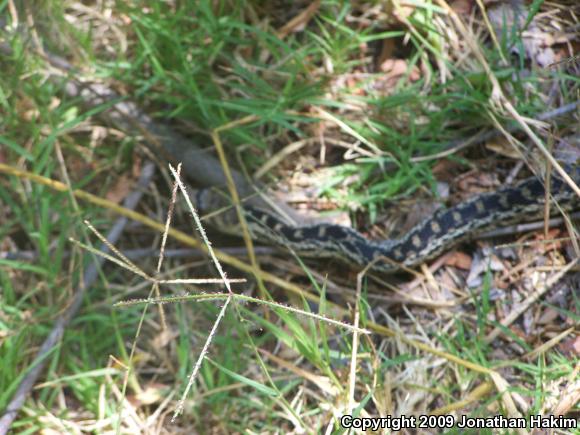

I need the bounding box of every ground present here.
[0,1,579,434]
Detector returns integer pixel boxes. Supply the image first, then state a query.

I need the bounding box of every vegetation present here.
[1,0,578,433]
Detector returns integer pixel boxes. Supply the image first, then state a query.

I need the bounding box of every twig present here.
[0,246,276,262]
[114,292,370,335]
[477,211,580,239]
[167,165,235,421]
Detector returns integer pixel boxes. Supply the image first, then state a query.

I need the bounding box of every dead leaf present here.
[151,328,179,349]
[132,153,143,178]
[533,229,562,255]
[127,383,169,407]
[259,348,339,397]
[485,137,522,159]
[432,159,462,181]
[559,336,580,357]
[450,0,473,15]
[277,0,321,38]
[455,171,500,202]
[457,171,499,192]
[106,174,133,204]
[536,307,559,325]
[379,59,421,83]
[444,251,472,270]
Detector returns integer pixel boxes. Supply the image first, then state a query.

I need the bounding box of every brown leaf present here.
[277,0,321,38]
[379,59,421,82]
[457,171,499,192]
[532,229,563,255]
[536,307,560,325]
[390,3,416,22]
[559,336,580,356]
[106,174,133,204]
[443,251,472,270]
[127,383,169,407]
[450,0,473,15]
[131,153,143,179]
[150,328,179,349]
[485,137,521,159]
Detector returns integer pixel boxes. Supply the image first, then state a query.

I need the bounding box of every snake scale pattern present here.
[195,164,580,273]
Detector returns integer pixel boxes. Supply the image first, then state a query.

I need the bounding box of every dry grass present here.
[1,0,579,434]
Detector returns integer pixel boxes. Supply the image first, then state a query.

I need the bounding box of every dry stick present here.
[525,327,575,361]
[431,381,494,416]
[0,161,156,435]
[477,211,580,239]
[211,121,271,312]
[150,162,185,332]
[111,164,184,435]
[347,262,375,417]
[0,246,276,262]
[115,293,369,335]
[168,165,237,421]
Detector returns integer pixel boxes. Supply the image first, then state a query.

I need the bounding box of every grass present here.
[1,0,579,433]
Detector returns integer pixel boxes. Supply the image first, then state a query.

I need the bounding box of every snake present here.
[194,163,580,273]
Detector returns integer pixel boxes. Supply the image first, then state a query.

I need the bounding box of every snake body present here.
[195,164,580,273]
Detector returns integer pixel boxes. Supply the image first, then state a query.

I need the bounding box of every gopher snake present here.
[194,164,580,273]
